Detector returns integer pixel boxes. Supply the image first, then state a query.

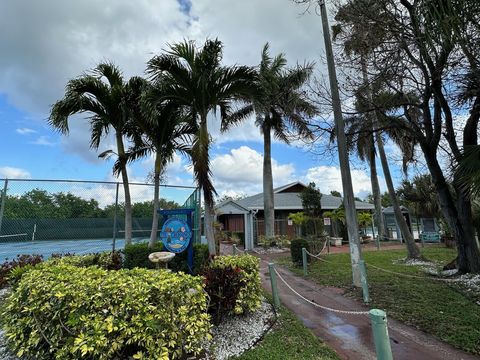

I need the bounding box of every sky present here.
[0,0,406,205]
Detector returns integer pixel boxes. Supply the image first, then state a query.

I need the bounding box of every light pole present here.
[318,0,363,286]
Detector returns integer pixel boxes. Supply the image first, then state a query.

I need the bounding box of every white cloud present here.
[305,165,386,198]
[0,166,31,179]
[31,135,56,146]
[16,128,36,135]
[211,146,295,196]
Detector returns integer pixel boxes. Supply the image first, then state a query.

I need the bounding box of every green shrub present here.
[1,264,211,359]
[124,242,210,275]
[0,254,44,288]
[290,238,310,265]
[48,251,123,270]
[209,255,261,314]
[123,242,163,269]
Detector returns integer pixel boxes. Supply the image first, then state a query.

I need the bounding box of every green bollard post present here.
[369,309,393,360]
[359,260,370,303]
[302,247,308,276]
[268,263,281,309]
[233,244,237,255]
[421,234,425,248]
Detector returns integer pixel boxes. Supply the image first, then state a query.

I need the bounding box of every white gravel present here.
[251,247,288,255]
[202,299,276,359]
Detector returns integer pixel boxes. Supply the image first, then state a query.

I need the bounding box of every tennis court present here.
[0,237,148,261]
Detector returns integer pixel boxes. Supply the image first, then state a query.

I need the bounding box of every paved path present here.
[222,244,478,360]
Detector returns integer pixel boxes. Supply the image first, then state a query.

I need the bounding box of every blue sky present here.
[0,0,408,204]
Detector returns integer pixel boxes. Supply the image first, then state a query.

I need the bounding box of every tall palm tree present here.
[333,0,421,259]
[146,39,257,255]
[49,63,137,244]
[121,78,194,248]
[249,43,317,239]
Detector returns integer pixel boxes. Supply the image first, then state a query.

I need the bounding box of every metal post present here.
[112,182,119,252]
[369,309,393,360]
[327,236,330,254]
[233,244,237,256]
[359,260,370,303]
[0,179,8,235]
[268,263,280,308]
[302,247,308,276]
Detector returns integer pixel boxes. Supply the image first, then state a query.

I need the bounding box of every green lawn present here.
[236,305,339,360]
[279,247,480,355]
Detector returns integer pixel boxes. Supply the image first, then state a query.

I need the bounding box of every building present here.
[215,181,374,249]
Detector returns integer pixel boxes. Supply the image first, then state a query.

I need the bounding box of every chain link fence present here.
[0,179,199,260]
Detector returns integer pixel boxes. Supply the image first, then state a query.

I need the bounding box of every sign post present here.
[159,208,195,273]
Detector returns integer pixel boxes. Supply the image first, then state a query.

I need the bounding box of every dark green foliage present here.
[290,238,310,265]
[203,266,243,324]
[123,242,209,275]
[300,182,324,236]
[123,242,163,269]
[0,254,43,288]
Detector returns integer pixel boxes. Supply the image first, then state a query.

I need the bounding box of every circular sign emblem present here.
[160,217,192,253]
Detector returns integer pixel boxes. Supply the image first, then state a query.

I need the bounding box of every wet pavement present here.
[222,244,479,360]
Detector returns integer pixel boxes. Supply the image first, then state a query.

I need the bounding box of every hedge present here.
[124,242,209,275]
[1,264,211,360]
[290,238,310,265]
[209,255,262,315]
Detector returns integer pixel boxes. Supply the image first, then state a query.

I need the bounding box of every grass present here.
[236,304,340,360]
[279,246,480,355]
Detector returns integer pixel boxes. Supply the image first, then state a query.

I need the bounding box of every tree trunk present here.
[196,116,216,256]
[204,200,216,255]
[263,126,275,239]
[360,54,386,242]
[116,132,132,245]
[149,153,162,248]
[375,129,421,259]
[422,144,480,272]
[369,143,386,241]
[320,1,362,286]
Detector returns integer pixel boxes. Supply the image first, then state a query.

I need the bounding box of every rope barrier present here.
[273,268,370,315]
[304,249,458,282]
[366,263,458,282]
[305,249,335,264]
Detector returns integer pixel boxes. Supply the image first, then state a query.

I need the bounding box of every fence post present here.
[112,182,119,252]
[302,247,308,276]
[359,260,370,303]
[327,237,330,254]
[233,244,237,255]
[268,263,280,308]
[0,179,8,235]
[369,309,393,360]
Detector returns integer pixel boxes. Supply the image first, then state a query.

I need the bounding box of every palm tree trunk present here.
[263,125,275,239]
[369,144,386,241]
[116,132,132,245]
[149,153,162,248]
[197,115,216,256]
[375,129,421,259]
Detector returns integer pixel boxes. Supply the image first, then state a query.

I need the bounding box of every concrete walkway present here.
[222,244,478,360]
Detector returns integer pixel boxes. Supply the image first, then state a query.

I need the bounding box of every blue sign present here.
[160,217,192,253]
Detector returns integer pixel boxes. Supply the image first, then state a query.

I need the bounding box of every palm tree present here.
[49,63,137,244]
[125,78,194,248]
[333,0,421,259]
[249,43,317,239]
[146,39,257,255]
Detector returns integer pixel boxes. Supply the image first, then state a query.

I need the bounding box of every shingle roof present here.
[236,182,374,211]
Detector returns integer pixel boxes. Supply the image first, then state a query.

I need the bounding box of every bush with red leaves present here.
[0,254,44,288]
